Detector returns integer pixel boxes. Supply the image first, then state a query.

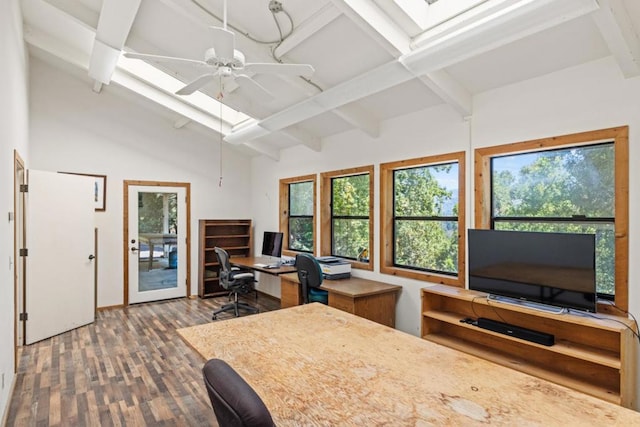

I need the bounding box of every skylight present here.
[391,0,492,33]
[117,53,252,128]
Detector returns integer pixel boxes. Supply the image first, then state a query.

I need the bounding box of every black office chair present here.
[295,253,328,305]
[202,359,275,427]
[212,247,259,320]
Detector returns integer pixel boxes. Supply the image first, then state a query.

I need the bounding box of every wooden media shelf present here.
[421,285,637,408]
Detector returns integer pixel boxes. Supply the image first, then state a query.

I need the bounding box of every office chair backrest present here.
[214,247,232,282]
[296,253,323,288]
[202,359,275,427]
[296,253,324,304]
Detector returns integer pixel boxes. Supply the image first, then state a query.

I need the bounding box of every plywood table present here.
[178,304,640,426]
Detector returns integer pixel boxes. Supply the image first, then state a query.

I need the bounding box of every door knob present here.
[131,247,139,252]
[88,254,95,260]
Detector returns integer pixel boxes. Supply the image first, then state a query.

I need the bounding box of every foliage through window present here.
[491,143,615,297]
[288,181,314,252]
[331,174,370,260]
[280,175,316,255]
[475,127,628,311]
[321,166,374,270]
[393,163,459,275]
[380,152,465,286]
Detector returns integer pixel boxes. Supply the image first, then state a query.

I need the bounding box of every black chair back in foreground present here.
[295,253,328,304]
[212,247,258,320]
[202,359,275,427]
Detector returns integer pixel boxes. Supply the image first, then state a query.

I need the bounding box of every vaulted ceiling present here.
[21,0,640,160]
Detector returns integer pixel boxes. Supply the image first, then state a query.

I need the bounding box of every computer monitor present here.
[261,231,283,258]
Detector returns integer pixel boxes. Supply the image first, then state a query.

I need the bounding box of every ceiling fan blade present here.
[124,52,209,68]
[234,75,274,102]
[209,26,235,61]
[176,74,216,95]
[244,62,315,78]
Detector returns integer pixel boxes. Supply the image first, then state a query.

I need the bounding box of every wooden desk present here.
[178,304,640,426]
[230,256,297,275]
[280,273,400,327]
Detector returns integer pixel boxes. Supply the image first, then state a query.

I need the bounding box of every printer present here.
[316,256,351,280]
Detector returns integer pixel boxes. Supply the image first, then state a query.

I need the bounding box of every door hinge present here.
[19,184,28,192]
[19,248,28,257]
[19,313,28,321]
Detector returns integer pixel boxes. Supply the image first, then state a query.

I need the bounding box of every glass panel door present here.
[128,185,186,304]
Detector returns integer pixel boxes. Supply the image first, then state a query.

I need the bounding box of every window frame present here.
[320,165,374,271]
[279,174,317,256]
[380,152,466,286]
[474,126,629,312]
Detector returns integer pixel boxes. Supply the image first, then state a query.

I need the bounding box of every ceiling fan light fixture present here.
[219,66,233,77]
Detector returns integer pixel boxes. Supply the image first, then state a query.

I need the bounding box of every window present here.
[380,152,466,286]
[475,127,629,311]
[279,175,316,255]
[321,166,374,270]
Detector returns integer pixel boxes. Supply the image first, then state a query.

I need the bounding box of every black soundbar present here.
[477,318,555,346]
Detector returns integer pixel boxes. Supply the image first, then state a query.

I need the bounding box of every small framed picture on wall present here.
[59,172,107,211]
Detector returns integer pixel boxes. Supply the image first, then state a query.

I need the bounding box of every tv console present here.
[422,284,637,409]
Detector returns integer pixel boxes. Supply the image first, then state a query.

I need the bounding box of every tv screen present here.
[468,229,596,313]
[261,231,283,258]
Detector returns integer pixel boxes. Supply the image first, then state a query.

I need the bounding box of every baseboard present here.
[1,373,17,427]
[96,304,124,312]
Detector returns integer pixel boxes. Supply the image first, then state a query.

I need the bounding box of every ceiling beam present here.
[273,3,342,58]
[225,0,600,145]
[89,0,142,84]
[330,0,409,56]
[333,105,379,138]
[419,71,472,118]
[333,0,470,118]
[243,140,280,161]
[174,116,192,129]
[279,127,322,152]
[592,0,640,78]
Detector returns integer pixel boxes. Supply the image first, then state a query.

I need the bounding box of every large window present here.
[321,166,374,270]
[279,175,316,254]
[381,152,466,286]
[475,127,629,311]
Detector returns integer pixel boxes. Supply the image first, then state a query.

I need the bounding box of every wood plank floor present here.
[6,294,280,426]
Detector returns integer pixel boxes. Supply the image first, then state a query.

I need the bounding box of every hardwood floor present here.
[6,294,280,426]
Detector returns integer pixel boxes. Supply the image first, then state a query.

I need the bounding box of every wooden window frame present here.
[380,152,466,286]
[279,174,317,256]
[474,126,629,312]
[320,165,374,271]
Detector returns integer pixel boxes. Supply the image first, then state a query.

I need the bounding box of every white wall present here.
[28,57,254,307]
[0,0,30,421]
[251,56,640,338]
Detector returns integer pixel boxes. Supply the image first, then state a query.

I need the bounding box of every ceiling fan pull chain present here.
[218,75,224,187]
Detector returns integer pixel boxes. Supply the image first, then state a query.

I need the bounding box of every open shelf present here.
[422,285,637,409]
[198,219,252,298]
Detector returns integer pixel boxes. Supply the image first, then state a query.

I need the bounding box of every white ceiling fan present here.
[123,0,314,100]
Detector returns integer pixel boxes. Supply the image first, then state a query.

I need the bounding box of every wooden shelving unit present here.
[198,219,252,298]
[421,284,637,409]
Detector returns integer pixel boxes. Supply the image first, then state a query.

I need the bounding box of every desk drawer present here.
[329,294,355,314]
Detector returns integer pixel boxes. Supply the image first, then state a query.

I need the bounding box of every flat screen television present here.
[261,231,283,258]
[468,229,597,313]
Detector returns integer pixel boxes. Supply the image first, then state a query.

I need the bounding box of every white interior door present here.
[127,185,187,304]
[25,170,95,344]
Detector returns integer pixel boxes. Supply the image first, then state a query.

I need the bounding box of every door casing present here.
[123,180,191,306]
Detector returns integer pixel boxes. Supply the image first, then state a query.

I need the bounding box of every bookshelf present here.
[198,219,252,298]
